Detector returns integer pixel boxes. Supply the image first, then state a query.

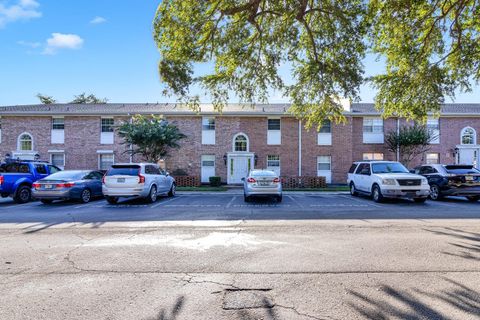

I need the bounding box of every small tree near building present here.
[36,93,56,104]
[117,115,186,163]
[385,124,435,168]
[70,93,108,104]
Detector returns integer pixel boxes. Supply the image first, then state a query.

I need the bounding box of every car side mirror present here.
[409,169,415,174]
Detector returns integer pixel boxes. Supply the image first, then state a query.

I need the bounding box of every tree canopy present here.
[116,115,187,163]
[153,0,480,127]
[36,94,56,104]
[70,93,108,104]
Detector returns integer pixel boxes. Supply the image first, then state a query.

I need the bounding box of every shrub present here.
[209,176,222,187]
[171,168,188,176]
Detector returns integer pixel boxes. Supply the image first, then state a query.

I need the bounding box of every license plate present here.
[259,182,269,186]
[44,184,53,189]
[117,178,125,183]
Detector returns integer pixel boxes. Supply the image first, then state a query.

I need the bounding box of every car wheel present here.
[350,183,358,196]
[80,189,91,203]
[244,194,250,202]
[106,196,119,205]
[168,184,176,197]
[371,185,384,203]
[466,196,480,202]
[146,185,157,203]
[413,197,427,203]
[14,185,31,204]
[40,199,53,205]
[429,184,442,201]
[276,195,282,203]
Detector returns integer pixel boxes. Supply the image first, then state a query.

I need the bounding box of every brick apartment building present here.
[0,103,479,184]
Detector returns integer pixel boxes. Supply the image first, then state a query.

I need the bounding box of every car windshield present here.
[251,171,276,177]
[444,165,480,174]
[372,162,409,174]
[107,166,140,176]
[45,171,87,180]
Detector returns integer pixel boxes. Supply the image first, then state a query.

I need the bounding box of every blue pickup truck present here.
[0,161,62,203]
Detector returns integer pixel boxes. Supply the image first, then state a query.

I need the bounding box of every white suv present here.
[102,163,176,204]
[347,161,430,203]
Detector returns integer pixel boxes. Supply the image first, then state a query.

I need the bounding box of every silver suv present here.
[102,163,176,204]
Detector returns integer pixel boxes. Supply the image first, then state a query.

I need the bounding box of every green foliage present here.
[154,1,480,125]
[209,176,222,187]
[36,94,56,104]
[385,124,435,167]
[117,115,187,163]
[70,93,108,104]
[153,0,366,129]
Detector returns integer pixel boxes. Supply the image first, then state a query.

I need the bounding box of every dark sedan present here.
[32,170,104,204]
[414,164,480,201]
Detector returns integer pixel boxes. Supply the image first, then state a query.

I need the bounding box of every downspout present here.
[396,118,400,161]
[128,114,133,163]
[298,120,302,176]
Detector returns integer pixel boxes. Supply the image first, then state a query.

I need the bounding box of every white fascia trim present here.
[96,150,114,154]
[48,150,65,153]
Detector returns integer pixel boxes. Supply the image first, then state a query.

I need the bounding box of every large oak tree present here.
[153,0,480,127]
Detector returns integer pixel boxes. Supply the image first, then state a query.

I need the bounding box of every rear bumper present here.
[102,186,149,198]
[442,186,480,196]
[245,185,282,197]
[32,189,71,200]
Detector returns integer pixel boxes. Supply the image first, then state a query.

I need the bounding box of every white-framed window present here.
[362,153,384,160]
[426,153,439,164]
[98,153,114,170]
[50,153,65,169]
[267,155,280,175]
[317,155,332,183]
[461,127,476,145]
[202,117,215,144]
[363,117,384,143]
[51,117,65,144]
[267,118,281,145]
[427,118,440,144]
[318,120,332,145]
[18,133,33,151]
[100,118,114,144]
[233,133,249,152]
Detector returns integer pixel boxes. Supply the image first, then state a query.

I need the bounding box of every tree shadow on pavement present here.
[347,277,480,319]
[145,296,185,320]
[423,227,480,261]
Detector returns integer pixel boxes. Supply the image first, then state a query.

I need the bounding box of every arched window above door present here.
[461,127,476,145]
[18,133,33,151]
[233,133,249,152]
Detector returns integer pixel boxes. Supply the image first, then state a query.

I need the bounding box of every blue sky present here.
[0,0,478,106]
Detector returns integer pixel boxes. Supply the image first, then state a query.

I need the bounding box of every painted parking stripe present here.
[232,204,291,207]
[287,195,304,209]
[150,196,182,208]
[165,204,222,207]
[309,204,369,207]
[225,196,237,209]
[339,194,382,207]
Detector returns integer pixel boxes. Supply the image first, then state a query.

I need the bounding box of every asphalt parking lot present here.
[1,191,480,225]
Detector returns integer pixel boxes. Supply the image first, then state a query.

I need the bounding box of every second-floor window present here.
[363,117,384,144]
[318,120,332,145]
[267,118,281,145]
[427,118,440,144]
[51,117,65,144]
[101,118,114,132]
[101,118,114,144]
[52,118,64,130]
[202,117,215,144]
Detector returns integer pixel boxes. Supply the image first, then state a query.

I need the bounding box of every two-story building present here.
[1,103,479,184]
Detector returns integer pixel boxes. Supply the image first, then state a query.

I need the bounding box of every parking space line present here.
[225,196,237,209]
[287,195,304,209]
[150,196,181,208]
[339,194,382,208]
[74,201,101,209]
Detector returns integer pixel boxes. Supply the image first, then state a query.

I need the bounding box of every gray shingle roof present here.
[0,102,479,115]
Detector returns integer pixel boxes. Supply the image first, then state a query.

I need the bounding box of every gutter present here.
[298,120,302,176]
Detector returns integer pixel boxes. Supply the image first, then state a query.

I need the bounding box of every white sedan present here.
[242,169,282,202]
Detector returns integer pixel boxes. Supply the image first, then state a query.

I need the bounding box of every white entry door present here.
[228,155,252,184]
[201,155,216,183]
[317,155,332,184]
[458,147,479,168]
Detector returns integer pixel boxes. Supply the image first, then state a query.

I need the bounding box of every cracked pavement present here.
[1,195,480,319]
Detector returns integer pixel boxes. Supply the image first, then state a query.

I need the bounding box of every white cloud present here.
[0,0,41,28]
[43,33,84,55]
[90,16,106,24]
[17,40,41,48]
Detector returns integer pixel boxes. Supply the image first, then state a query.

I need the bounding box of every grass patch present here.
[176,186,229,192]
[284,186,349,192]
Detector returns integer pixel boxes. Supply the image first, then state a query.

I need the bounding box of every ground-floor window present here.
[426,153,439,164]
[363,153,384,160]
[99,154,114,170]
[267,155,280,175]
[50,153,65,169]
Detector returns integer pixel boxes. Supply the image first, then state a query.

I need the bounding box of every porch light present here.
[254,154,258,166]
[223,154,227,165]
[34,153,40,161]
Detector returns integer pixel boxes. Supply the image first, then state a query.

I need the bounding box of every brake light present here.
[138,175,145,184]
[247,177,256,183]
[56,182,74,188]
[273,178,280,183]
[32,183,40,189]
[0,176,3,185]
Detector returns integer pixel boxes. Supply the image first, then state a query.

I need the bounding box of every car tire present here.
[80,189,91,204]
[413,197,427,203]
[466,196,480,202]
[371,185,384,203]
[14,185,31,204]
[105,196,119,205]
[40,199,53,205]
[350,183,358,196]
[168,184,176,197]
[429,184,442,201]
[276,195,282,203]
[146,185,157,203]
[244,194,250,202]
